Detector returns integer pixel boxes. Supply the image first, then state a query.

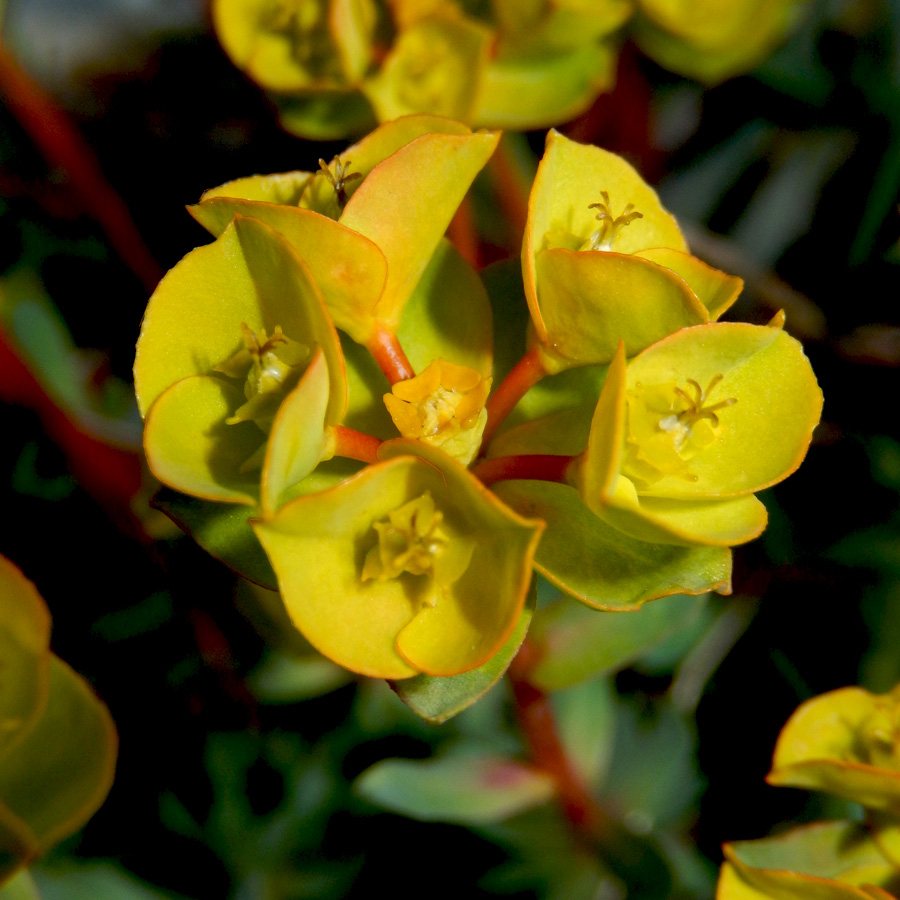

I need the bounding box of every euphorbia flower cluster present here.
[135,116,821,687]
[212,0,804,138]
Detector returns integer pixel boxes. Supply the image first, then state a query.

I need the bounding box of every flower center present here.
[658,374,737,452]
[384,359,491,465]
[300,157,362,220]
[317,157,362,207]
[361,491,477,610]
[214,323,310,433]
[623,374,736,487]
[580,191,643,251]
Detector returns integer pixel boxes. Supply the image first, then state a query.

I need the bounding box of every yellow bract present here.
[0,556,117,884]
[254,448,544,679]
[523,131,742,372]
[135,216,347,507]
[768,684,900,813]
[574,319,822,546]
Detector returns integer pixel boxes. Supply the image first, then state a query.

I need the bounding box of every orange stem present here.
[482,347,546,448]
[332,426,382,464]
[472,454,574,487]
[0,44,164,293]
[367,328,415,384]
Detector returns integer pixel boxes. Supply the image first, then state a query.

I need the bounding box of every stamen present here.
[581,191,644,251]
[317,158,362,207]
[659,374,736,450]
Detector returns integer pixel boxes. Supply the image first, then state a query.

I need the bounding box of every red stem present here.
[472,453,574,487]
[0,44,164,293]
[332,426,382,464]
[367,328,415,384]
[482,347,546,448]
[508,640,604,836]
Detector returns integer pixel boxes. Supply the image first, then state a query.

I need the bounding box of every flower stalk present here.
[367,328,416,384]
[481,347,547,448]
[331,426,382,464]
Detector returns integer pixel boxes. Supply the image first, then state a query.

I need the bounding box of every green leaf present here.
[247,651,353,704]
[355,751,555,824]
[481,258,530,388]
[493,481,732,609]
[30,860,187,900]
[528,592,710,691]
[0,270,141,448]
[602,696,702,829]
[152,488,277,589]
[391,581,535,724]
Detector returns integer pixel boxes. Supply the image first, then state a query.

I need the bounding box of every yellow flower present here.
[384,359,491,465]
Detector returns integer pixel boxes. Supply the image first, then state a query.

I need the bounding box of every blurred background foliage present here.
[1,0,899,897]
